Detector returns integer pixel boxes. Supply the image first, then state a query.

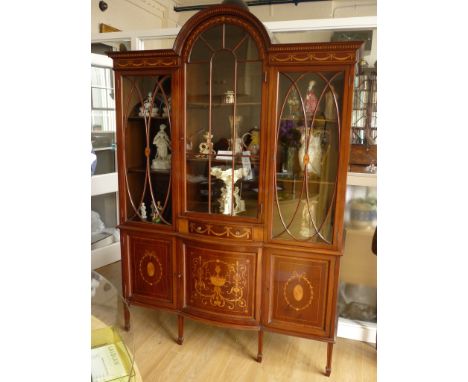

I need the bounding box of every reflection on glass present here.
[92,66,116,175]
[185,23,262,217]
[92,193,119,250]
[121,75,173,225]
[273,72,344,244]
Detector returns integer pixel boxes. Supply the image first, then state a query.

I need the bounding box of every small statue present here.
[139,202,147,220]
[152,124,171,170]
[151,201,163,223]
[305,80,318,116]
[211,167,245,215]
[287,88,300,118]
[298,128,322,176]
[199,131,216,155]
[139,92,157,117]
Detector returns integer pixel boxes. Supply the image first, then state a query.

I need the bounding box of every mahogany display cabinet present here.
[109,3,362,376]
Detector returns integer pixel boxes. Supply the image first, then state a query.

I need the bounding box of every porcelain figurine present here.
[140,202,147,220]
[210,167,245,215]
[139,92,157,117]
[298,128,322,176]
[199,131,216,155]
[305,80,318,116]
[152,124,172,170]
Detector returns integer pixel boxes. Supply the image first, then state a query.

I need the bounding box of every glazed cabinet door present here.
[269,68,350,247]
[122,231,177,310]
[117,72,174,226]
[184,22,265,220]
[263,248,337,338]
[181,241,261,326]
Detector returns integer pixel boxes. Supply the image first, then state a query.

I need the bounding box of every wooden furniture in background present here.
[109,3,361,377]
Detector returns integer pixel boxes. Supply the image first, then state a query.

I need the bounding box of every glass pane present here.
[121,75,173,225]
[202,24,223,51]
[91,192,119,250]
[91,67,114,88]
[273,71,344,244]
[339,184,377,324]
[92,110,116,133]
[91,65,116,176]
[185,23,262,218]
[92,87,115,109]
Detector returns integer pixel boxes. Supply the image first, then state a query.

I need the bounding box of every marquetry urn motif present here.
[192,256,248,312]
[185,245,257,318]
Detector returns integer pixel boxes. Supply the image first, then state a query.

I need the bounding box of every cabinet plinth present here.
[110,4,360,377]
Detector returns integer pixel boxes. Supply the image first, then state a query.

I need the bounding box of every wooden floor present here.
[96,261,377,382]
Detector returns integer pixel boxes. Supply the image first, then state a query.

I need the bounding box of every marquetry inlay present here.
[191,256,249,312]
[189,222,252,240]
[115,58,178,69]
[139,250,163,286]
[283,271,314,311]
[270,52,354,64]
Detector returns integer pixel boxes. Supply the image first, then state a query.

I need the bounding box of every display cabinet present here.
[109,2,361,376]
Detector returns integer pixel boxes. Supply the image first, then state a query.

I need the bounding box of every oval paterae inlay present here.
[147,261,155,277]
[293,284,304,302]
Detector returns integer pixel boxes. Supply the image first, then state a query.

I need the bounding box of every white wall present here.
[176,0,376,25]
[91,0,178,34]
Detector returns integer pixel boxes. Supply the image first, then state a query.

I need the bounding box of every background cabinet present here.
[109,3,361,377]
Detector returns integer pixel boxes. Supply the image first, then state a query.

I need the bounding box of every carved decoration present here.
[283,271,314,311]
[139,250,163,286]
[189,222,251,240]
[191,256,249,312]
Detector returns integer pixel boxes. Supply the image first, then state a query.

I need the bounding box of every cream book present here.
[91,343,128,382]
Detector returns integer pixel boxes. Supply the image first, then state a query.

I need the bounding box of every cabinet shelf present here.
[187,102,261,109]
[127,116,169,122]
[280,117,337,124]
[276,174,336,186]
[186,152,260,163]
[127,166,171,175]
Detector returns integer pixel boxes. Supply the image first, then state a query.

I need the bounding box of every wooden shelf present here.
[127,116,169,121]
[127,166,171,175]
[187,102,261,109]
[186,152,260,163]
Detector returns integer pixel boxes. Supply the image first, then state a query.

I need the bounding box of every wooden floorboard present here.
[96,261,377,382]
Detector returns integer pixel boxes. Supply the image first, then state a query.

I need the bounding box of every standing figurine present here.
[151,201,163,223]
[140,202,147,220]
[305,80,318,116]
[152,124,172,170]
[139,92,156,117]
[287,88,300,118]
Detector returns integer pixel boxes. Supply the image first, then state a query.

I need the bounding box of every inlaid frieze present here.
[189,221,252,240]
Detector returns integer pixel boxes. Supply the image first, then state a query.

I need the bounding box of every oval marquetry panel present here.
[147,261,155,277]
[293,284,304,302]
